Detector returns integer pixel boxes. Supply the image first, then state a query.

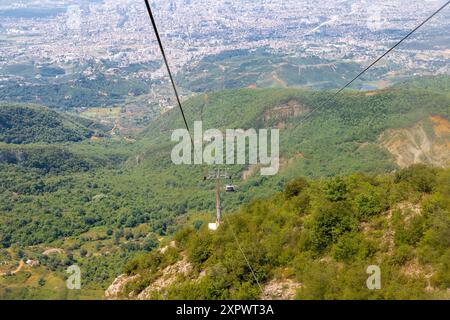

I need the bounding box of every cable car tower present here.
[204,168,234,230]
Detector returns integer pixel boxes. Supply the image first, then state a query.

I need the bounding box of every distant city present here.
[0,0,449,117]
[1,0,448,70]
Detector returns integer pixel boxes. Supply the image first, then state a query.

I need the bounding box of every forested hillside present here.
[116,165,450,300]
[142,80,449,177]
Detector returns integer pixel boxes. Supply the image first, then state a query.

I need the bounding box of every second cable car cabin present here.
[225,174,236,192]
[225,184,235,192]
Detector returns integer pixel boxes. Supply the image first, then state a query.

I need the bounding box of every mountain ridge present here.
[109,165,450,300]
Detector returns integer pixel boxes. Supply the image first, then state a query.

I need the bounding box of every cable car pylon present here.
[203,168,233,230]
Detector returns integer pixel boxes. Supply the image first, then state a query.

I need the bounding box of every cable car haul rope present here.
[141,0,449,295]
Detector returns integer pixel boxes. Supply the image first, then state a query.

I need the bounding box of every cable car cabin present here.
[225,184,235,192]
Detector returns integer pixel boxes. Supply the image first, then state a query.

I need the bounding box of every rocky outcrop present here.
[105,274,140,300]
[379,115,450,168]
[261,278,301,300]
[263,100,309,127]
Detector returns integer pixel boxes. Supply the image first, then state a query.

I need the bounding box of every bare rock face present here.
[105,274,140,300]
[261,278,301,300]
[379,116,450,168]
[137,256,192,300]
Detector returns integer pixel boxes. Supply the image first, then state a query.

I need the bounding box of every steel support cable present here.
[144,0,194,147]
